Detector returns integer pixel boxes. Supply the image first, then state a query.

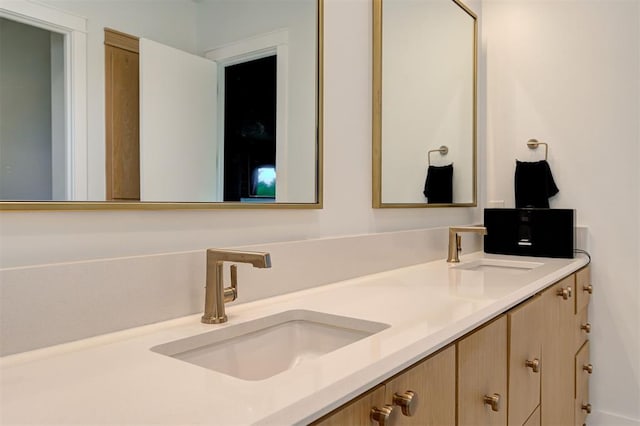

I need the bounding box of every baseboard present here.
[590,410,640,426]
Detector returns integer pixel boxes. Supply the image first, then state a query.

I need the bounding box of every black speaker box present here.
[483,208,575,258]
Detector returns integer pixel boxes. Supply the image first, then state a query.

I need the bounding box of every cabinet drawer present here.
[384,345,455,426]
[507,295,543,426]
[458,316,507,426]
[575,308,591,351]
[541,276,575,426]
[313,385,385,425]
[575,266,592,314]
[523,405,540,426]
[575,341,592,426]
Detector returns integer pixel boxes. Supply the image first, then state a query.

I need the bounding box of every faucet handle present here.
[223,265,238,303]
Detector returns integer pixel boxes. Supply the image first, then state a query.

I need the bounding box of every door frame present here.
[205,29,289,202]
[0,1,88,200]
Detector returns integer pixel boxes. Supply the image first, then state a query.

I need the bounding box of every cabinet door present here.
[541,275,575,426]
[384,345,455,426]
[575,266,592,314]
[575,307,590,350]
[523,405,541,426]
[313,385,386,426]
[575,341,592,426]
[508,295,543,426]
[458,316,507,426]
[105,30,140,201]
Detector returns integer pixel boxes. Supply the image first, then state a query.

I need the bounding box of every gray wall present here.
[0,17,52,200]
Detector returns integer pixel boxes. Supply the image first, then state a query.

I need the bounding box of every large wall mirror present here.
[372,0,476,207]
[0,0,322,210]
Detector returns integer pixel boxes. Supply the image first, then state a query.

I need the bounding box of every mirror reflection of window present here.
[249,165,276,200]
[0,17,66,201]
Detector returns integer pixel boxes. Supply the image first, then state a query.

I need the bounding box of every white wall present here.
[482,0,640,423]
[0,0,479,268]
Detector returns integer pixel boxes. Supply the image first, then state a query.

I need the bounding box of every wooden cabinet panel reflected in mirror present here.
[0,0,322,210]
[372,0,477,208]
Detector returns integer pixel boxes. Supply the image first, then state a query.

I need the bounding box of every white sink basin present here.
[151,310,389,381]
[452,258,543,274]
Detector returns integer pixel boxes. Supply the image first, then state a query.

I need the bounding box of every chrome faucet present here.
[202,249,271,324]
[447,226,488,263]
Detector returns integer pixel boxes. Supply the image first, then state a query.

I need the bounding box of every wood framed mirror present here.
[0,0,323,210]
[372,0,477,208]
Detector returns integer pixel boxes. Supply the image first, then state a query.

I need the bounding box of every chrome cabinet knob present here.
[581,322,592,333]
[557,286,572,300]
[581,403,592,414]
[371,405,397,426]
[393,390,418,417]
[583,363,594,374]
[583,284,593,294]
[483,393,501,412]
[525,358,541,373]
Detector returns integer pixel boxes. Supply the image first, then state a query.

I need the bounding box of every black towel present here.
[423,164,453,204]
[514,160,559,208]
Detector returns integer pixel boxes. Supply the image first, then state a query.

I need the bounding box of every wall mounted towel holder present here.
[428,145,449,165]
[526,139,548,160]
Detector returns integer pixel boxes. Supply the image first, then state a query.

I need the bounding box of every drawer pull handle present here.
[583,284,593,294]
[525,358,541,373]
[581,322,592,333]
[581,403,592,414]
[371,405,397,426]
[393,391,418,417]
[483,393,501,412]
[557,286,572,300]
[583,363,593,374]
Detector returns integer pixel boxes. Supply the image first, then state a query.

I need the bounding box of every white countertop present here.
[0,252,588,425]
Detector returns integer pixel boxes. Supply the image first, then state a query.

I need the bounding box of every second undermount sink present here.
[452,258,543,274]
[151,310,389,381]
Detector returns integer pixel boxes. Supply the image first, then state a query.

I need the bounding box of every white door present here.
[139,38,218,202]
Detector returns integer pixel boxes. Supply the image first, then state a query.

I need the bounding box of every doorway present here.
[0,17,65,200]
[223,55,277,202]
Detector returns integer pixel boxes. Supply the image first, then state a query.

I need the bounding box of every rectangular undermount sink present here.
[452,258,543,274]
[151,310,389,381]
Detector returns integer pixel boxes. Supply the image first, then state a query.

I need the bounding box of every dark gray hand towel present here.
[423,164,453,204]
[514,160,559,208]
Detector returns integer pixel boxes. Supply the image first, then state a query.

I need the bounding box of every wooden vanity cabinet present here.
[575,340,592,426]
[313,266,592,426]
[457,316,507,426]
[540,265,592,426]
[384,345,456,425]
[575,266,592,313]
[313,385,386,425]
[540,274,576,425]
[507,294,543,426]
[313,345,456,426]
[522,406,541,426]
[574,266,593,426]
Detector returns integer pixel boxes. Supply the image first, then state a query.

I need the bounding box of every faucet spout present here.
[207,249,271,269]
[447,226,487,263]
[202,249,272,324]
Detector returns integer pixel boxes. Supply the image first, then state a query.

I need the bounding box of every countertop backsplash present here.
[0,226,588,356]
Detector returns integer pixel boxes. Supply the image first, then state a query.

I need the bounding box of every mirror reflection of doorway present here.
[223,55,277,202]
[0,17,66,200]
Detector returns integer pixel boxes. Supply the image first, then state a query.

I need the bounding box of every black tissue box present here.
[483,208,575,259]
